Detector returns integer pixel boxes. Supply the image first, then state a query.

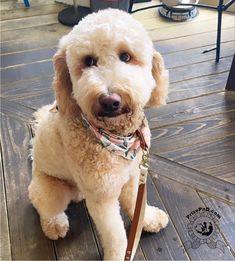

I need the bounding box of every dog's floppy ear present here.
[146,50,169,107]
[52,48,79,116]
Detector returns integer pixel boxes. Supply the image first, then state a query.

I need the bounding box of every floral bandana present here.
[81,113,147,160]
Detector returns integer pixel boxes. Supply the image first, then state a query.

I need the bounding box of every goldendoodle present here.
[28,8,169,260]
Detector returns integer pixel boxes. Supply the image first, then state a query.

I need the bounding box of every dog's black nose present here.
[99,93,121,113]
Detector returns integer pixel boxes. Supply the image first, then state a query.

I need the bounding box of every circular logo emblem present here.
[184,207,226,252]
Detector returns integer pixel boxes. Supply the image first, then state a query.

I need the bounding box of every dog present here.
[28,9,169,260]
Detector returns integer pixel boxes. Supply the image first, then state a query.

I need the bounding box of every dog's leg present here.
[86,197,127,260]
[28,172,75,240]
[120,176,169,233]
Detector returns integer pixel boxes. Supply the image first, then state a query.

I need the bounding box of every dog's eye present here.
[119,52,131,63]
[84,56,97,67]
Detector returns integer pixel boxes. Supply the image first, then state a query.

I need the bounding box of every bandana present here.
[81,113,147,160]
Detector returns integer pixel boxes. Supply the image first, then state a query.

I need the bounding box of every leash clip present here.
[139,148,149,185]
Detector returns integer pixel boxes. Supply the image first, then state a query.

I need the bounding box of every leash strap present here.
[124,130,149,261]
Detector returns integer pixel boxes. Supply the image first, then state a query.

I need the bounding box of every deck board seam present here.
[149,155,235,204]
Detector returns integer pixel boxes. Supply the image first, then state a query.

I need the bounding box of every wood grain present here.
[168,72,229,103]
[1,75,53,99]
[150,14,234,41]
[1,23,70,42]
[154,27,235,54]
[0,0,56,11]
[163,41,235,69]
[1,115,55,260]
[169,56,233,83]
[1,99,35,123]
[161,136,235,181]
[1,60,53,84]
[1,47,56,68]
[0,151,12,261]
[153,175,234,260]
[149,155,235,203]
[55,201,101,260]
[1,14,59,32]
[150,111,235,154]
[140,177,189,260]
[146,93,235,129]
[203,162,235,184]
[0,3,66,20]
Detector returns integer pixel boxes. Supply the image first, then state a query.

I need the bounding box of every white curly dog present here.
[28,9,169,260]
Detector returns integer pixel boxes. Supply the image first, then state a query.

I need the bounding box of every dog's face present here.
[53,9,168,134]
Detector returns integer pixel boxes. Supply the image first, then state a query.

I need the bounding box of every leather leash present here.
[124,129,149,261]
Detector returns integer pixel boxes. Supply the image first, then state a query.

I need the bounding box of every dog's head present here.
[53,9,168,135]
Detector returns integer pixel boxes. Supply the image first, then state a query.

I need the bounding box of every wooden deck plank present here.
[164,41,235,69]
[150,111,235,154]
[161,135,235,181]
[55,201,101,260]
[139,9,233,31]
[0,3,66,20]
[168,72,229,103]
[149,155,235,203]
[1,23,70,42]
[0,0,56,11]
[152,175,234,260]
[146,93,235,129]
[149,14,234,41]
[1,47,56,68]
[200,193,235,252]
[169,56,233,84]
[1,60,53,84]
[1,76,53,98]
[154,27,235,54]
[1,14,59,32]
[0,115,55,260]
[140,177,189,260]
[203,162,235,184]
[0,151,12,261]
[1,37,59,55]
[8,91,55,110]
[1,99,35,123]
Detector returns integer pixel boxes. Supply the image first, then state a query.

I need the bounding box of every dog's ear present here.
[146,50,169,107]
[52,48,79,116]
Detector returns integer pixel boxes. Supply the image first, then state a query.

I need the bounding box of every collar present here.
[81,113,148,160]
[49,102,149,160]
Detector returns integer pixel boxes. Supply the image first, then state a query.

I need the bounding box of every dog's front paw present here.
[41,212,69,240]
[143,206,169,233]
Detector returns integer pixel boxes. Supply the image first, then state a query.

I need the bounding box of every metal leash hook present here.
[139,148,149,185]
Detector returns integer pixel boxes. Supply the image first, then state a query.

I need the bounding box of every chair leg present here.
[225,54,235,91]
[216,0,224,62]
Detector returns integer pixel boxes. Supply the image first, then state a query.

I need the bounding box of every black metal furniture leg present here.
[216,0,224,62]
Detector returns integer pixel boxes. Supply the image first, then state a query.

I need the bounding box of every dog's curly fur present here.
[28,9,169,260]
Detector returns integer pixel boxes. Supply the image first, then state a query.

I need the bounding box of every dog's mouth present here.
[97,106,131,118]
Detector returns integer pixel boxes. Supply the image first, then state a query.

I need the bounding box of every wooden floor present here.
[1,0,235,260]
